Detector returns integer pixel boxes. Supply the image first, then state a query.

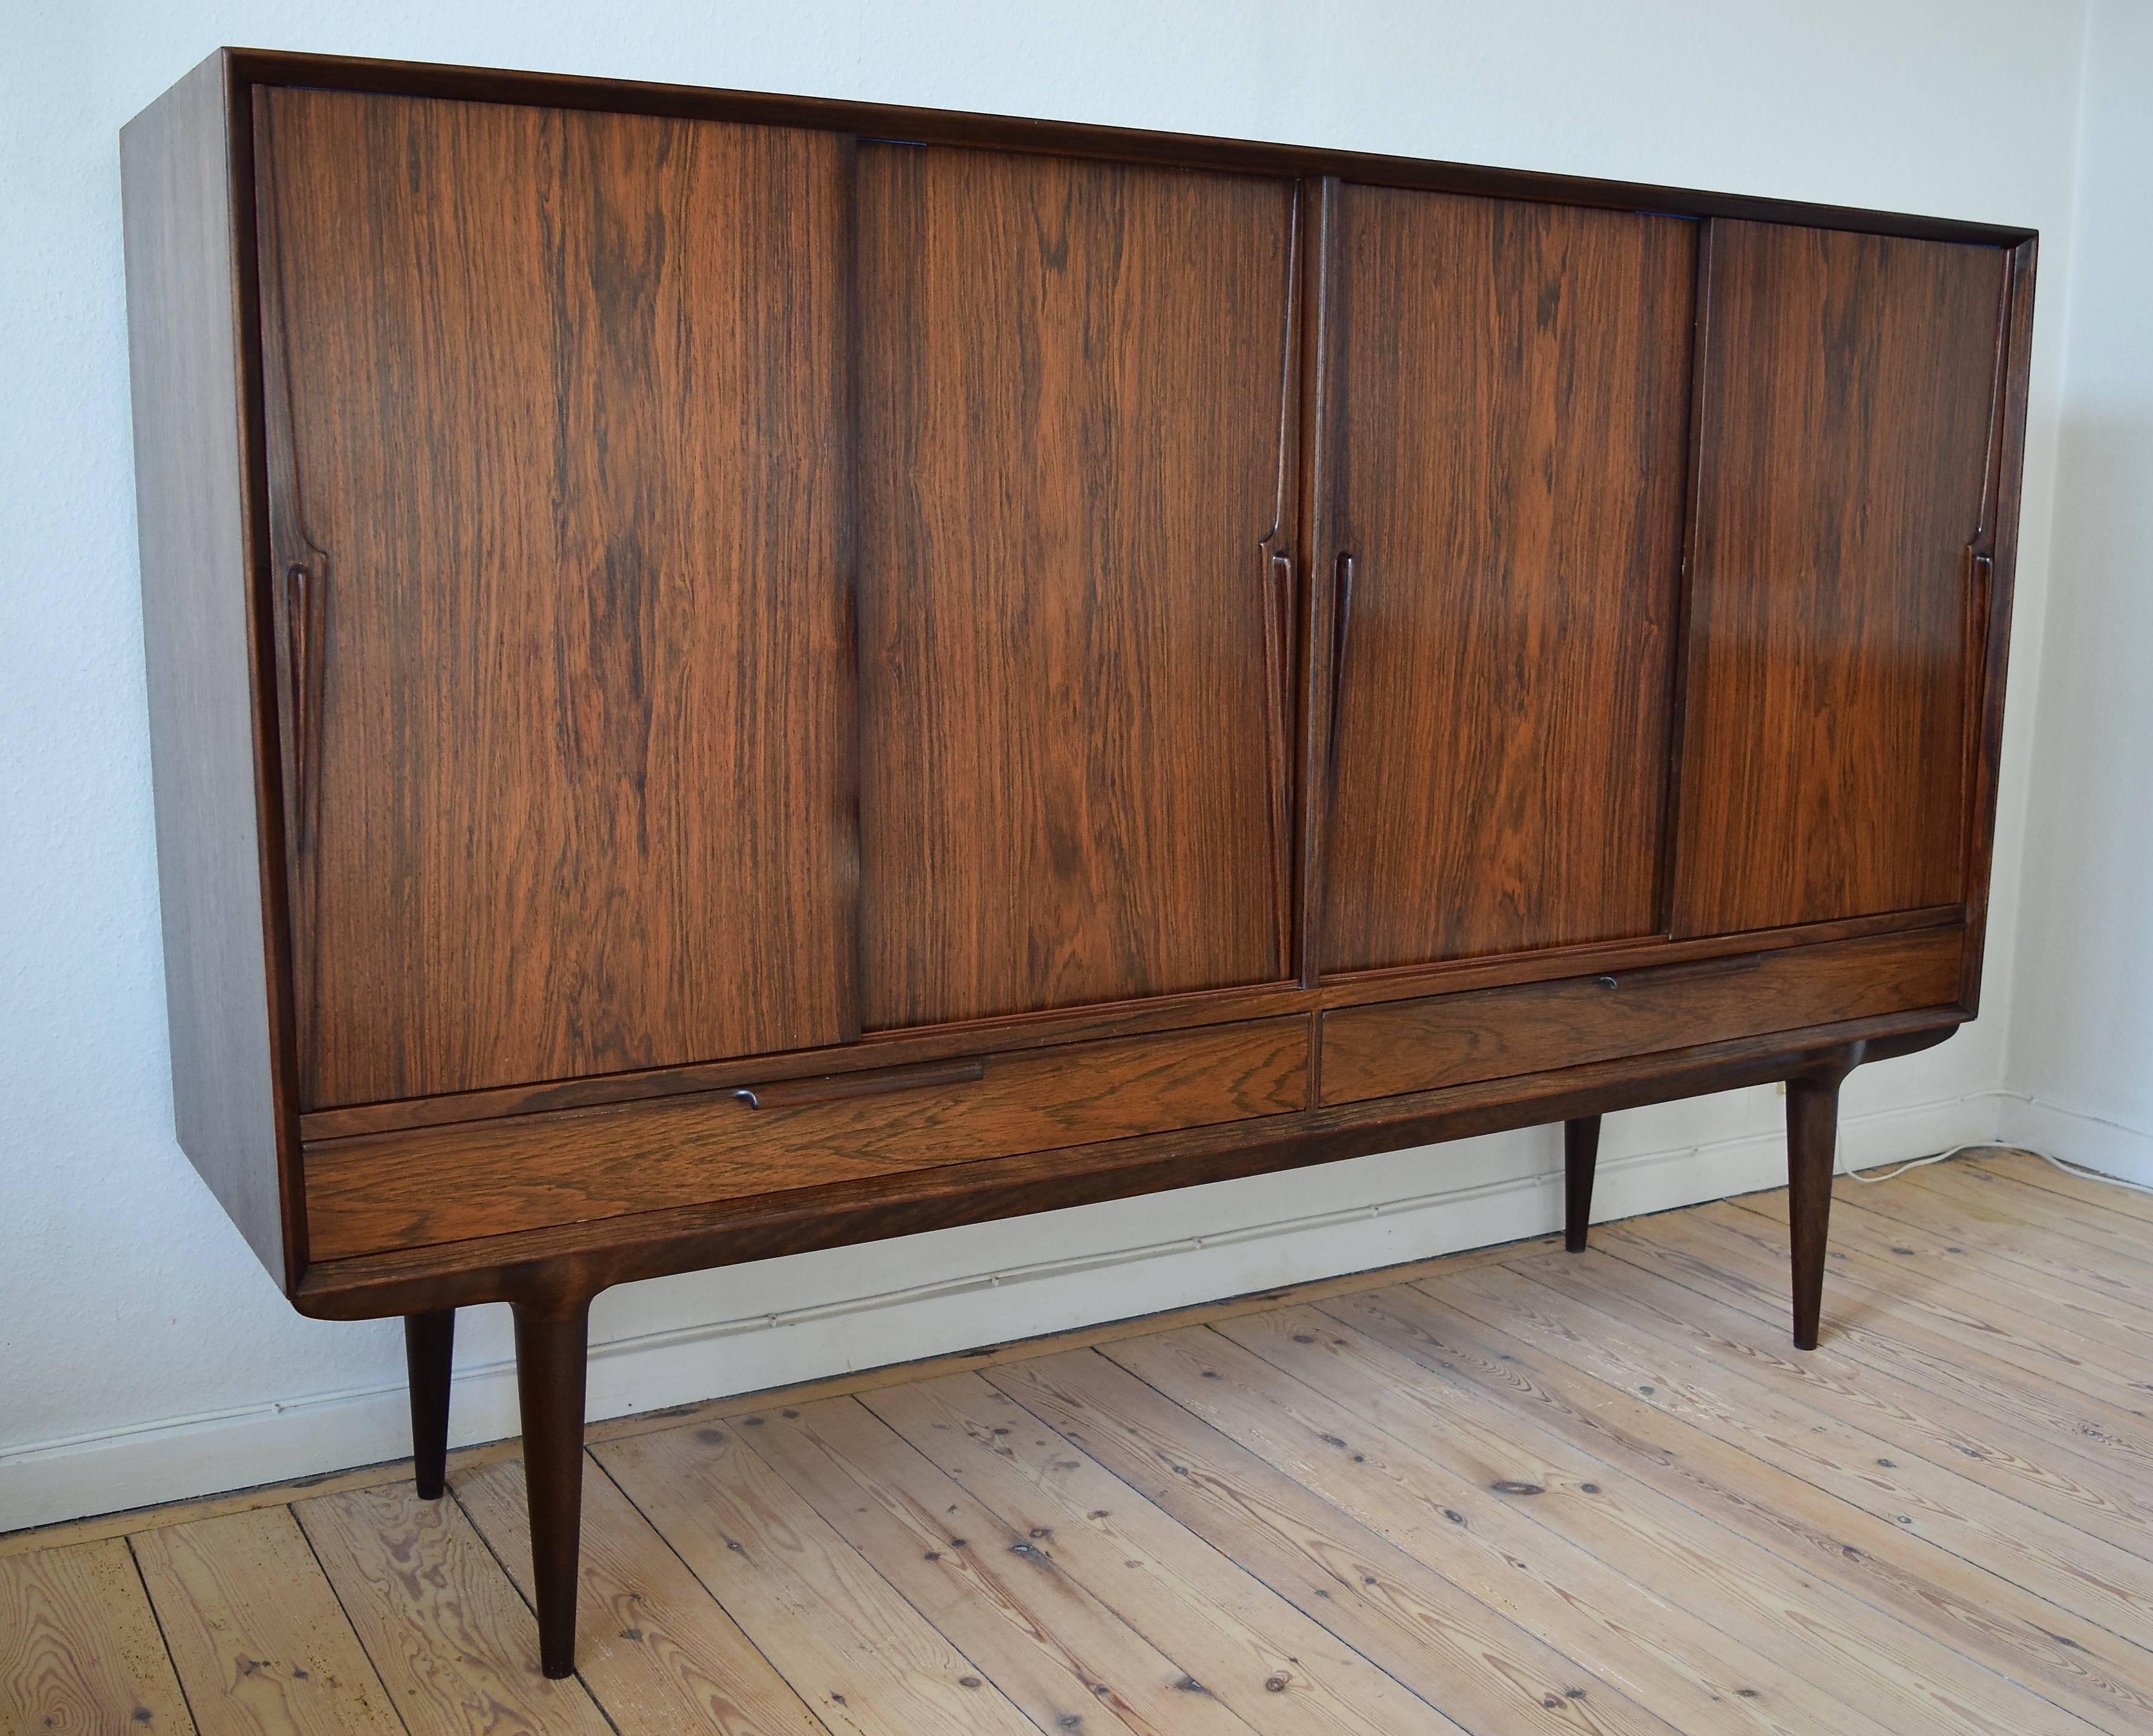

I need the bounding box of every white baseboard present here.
[0,1087,2004,1535]
[1997,1092,2153,1187]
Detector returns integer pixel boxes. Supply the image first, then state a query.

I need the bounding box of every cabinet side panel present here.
[122,54,290,1283]
[1958,237,2037,1012]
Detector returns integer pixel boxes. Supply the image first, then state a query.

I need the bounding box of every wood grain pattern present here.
[0,1538,194,1734]
[125,50,2034,1344]
[256,85,856,1107]
[24,1158,2153,1735]
[291,906,1965,1143]
[857,143,1297,1027]
[593,1423,1041,1736]
[735,1058,984,1110]
[1603,1211,2153,1491]
[121,51,296,1286]
[221,50,2038,247]
[1972,1146,2153,1227]
[1093,1327,1903,1731]
[998,1347,1689,1736]
[292,981,1309,1140]
[1318,191,1694,971]
[1068,1328,1900,1736]
[0,1237,1539,1566]
[1924,1157,2153,1261]
[1222,1298,1984,1736]
[1605,1201,2153,1560]
[293,1481,612,1730]
[1322,927,1961,1105]
[1672,221,2010,936]
[1686,1200,2153,1421]
[1956,238,2037,1012]
[1500,1252,2153,1651]
[305,1015,1310,1259]
[863,1373,1467,1735]
[291,1012,1960,1320]
[750,1398,1242,1736]
[1293,175,1340,994]
[1897,1160,2153,1282]
[1784,1182,2153,1354]
[131,1505,402,1734]
[455,1455,828,1735]
[1306,1288,2125,1736]
[1684,1198,2153,1418]
[1409,1269,2153,1731]
[129,58,2038,1647]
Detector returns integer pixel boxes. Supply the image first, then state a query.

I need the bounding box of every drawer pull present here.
[732,1058,986,1110]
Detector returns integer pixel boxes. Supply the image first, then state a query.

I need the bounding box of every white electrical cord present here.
[1838,1144,1976,1184]
[1839,1142,2153,1196]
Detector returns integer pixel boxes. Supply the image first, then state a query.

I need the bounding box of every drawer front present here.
[1320,926,1964,1107]
[307,1016,1310,1260]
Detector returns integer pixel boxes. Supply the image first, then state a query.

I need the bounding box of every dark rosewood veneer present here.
[122,48,2034,1677]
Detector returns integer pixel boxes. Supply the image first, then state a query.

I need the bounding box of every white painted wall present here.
[2002,0,2153,1185]
[0,0,2094,1531]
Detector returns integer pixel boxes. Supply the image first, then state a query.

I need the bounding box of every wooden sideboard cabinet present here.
[122,47,2034,1677]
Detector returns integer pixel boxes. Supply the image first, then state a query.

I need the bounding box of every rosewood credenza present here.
[121,48,2034,1676]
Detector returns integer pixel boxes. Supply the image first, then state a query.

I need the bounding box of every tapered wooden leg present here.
[1785,1073,1845,1350]
[1563,1116,1602,1253]
[513,1295,591,1679]
[403,1311,455,1500]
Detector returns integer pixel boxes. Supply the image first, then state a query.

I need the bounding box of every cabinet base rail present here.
[385,1030,1920,1677]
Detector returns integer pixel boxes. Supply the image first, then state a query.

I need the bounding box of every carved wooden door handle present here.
[1260,549,1296,965]
[283,555,326,853]
[1324,550,1357,787]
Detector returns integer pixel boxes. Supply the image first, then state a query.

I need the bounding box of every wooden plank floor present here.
[7,1148,2152,1735]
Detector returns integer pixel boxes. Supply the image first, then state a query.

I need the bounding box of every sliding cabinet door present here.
[1671,222,2010,937]
[258,89,856,1106]
[1317,188,1696,974]
[857,146,1299,1029]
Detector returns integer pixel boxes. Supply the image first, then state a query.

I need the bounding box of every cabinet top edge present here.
[182,46,2037,248]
